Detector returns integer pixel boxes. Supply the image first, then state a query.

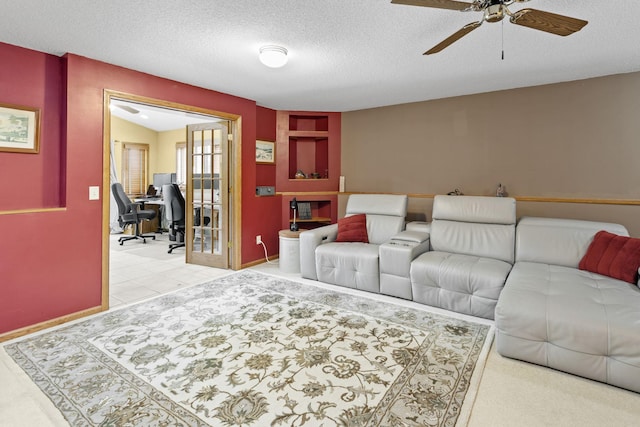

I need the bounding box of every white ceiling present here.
[110,99,219,132]
[2,1,640,112]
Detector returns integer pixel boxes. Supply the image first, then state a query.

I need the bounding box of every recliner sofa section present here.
[301,194,516,319]
[408,195,517,319]
[299,194,408,293]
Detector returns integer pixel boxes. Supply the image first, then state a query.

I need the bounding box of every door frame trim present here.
[102,90,242,310]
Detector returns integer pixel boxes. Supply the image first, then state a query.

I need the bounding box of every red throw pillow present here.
[335,214,369,243]
[579,230,640,284]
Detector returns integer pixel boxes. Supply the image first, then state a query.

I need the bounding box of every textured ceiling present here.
[2,0,640,112]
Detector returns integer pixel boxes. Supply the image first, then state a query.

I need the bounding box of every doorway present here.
[102,90,242,309]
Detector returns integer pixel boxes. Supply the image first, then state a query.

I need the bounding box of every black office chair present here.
[112,183,157,245]
[163,184,210,253]
[163,184,186,253]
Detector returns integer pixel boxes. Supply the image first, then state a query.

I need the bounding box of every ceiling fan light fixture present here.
[259,45,288,68]
[485,4,506,23]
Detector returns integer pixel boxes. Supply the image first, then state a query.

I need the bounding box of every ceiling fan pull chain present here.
[501,19,505,60]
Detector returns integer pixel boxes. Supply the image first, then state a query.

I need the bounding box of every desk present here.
[129,198,163,234]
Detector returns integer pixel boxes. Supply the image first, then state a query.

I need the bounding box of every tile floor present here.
[109,232,229,307]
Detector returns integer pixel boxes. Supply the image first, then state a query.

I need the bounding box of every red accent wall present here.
[252,106,282,260]
[256,106,276,141]
[0,42,64,209]
[0,44,285,335]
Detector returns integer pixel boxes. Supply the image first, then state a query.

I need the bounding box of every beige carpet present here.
[469,345,640,427]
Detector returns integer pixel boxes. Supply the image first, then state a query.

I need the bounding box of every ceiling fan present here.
[113,103,140,114]
[391,0,588,55]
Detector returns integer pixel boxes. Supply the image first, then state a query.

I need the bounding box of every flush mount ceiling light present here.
[259,45,288,68]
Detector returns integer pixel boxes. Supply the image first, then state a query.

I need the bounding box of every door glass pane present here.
[211,128,222,255]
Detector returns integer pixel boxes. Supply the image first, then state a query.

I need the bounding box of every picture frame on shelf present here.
[256,140,275,164]
[297,202,312,220]
[0,103,40,154]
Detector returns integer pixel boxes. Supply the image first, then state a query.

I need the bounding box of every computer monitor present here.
[153,173,177,195]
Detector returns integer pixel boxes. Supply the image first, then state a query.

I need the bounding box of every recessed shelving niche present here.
[276,110,341,228]
[276,111,340,193]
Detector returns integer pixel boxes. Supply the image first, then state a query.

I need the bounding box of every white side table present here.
[279,229,303,273]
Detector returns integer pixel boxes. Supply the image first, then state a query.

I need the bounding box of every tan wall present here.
[156,128,185,176]
[111,116,158,182]
[341,72,640,236]
[111,116,185,184]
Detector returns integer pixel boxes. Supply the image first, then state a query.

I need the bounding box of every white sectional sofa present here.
[495,217,640,393]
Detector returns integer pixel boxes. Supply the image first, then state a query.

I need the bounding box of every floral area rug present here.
[5,271,492,426]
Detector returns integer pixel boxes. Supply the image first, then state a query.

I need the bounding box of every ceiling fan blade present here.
[510,8,588,36]
[424,21,482,55]
[116,104,140,114]
[391,0,475,12]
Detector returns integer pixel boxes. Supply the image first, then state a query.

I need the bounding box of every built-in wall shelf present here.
[280,194,338,231]
[276,111,341,193]
[289,115,329,132]
[291,217,332,224]
[276,111,341,229]
[288,130,329,138]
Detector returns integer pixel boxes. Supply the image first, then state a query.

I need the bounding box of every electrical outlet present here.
[256,235,262,245]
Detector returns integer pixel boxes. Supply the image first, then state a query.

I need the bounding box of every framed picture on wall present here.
[0,103,40,154]
[256,140,275,164]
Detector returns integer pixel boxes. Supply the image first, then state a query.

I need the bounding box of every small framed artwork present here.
[256,140,275,164]
[297,202,312,220]
[0,103,40,154]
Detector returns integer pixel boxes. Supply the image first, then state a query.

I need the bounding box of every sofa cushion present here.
[431,221,516,264]
[432,195,516,224]
[430,195,516,264]
[366,215,406,245]
[346,194,407,217]
[515,217,629,268]
[316,242,380,293]
[410,251,512,319]
[345,194,407,245]
[495,261,640,393]
[579,230,640,284]
[335,214,369,243]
